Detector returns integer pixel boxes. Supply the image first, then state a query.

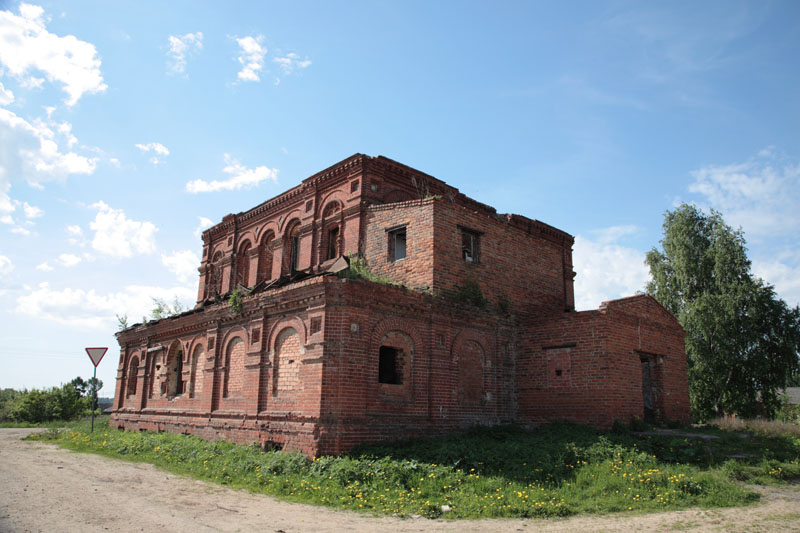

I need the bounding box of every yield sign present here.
[85,347,108,367]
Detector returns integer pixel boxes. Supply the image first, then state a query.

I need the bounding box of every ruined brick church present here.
[111,154,690,456]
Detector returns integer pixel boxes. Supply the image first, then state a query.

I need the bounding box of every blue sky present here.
[1,0,799,392]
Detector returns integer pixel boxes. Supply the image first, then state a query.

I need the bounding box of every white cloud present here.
[57,253,81,267]
[16,281,195,329]
[273,52,311,75]
[167,32,203,75]
[0,107,98,188]
[35,261,53,271]
[135,142,170,165]
[161,250,200,282]
[573,232,650,311]
[0,3,107,106]
[754,257,800,308]
[0,182,15,215]
[688,151,800,238]
[234,35,266,82]
[10,225,30,236]
[0,81,14,105]
[194,216,214,239]
[22,202,43,219]
[186,154,278,193]
[587,225,639,244]
[89,201,158,258]
[66,224,86,246]
[0,254,12,276]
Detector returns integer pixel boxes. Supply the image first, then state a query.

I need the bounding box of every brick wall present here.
[363,199,436,290]
[517,295,689,428]
[431,200,573,315]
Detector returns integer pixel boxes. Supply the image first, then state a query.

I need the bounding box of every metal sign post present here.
[85,347,107,433]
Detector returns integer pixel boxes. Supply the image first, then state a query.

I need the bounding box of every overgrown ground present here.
[28,417,800,519]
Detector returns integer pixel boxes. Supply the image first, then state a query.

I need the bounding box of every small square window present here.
[461,228,480,263]
[370,182,379,192]
[350,180,359,193]
[388,226,406,262]
[305,200,313,212]
[379,346,401,384]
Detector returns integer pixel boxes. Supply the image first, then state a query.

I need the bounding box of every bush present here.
[10,384,89,423]
[0,388,22,421]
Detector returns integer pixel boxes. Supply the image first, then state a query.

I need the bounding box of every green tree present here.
[0,388,22,421]
[9,384,89,423]
[646,204,800,421]
[69,376,103,406]
[69,376,88,397]
[87,377,103,406]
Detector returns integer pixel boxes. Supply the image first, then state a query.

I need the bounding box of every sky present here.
[1,0,799,393]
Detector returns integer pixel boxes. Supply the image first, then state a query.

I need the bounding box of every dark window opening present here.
[290,235,299,272]
[388,227,406,262]
[175,350,183,394]
[461,229,479,262]
[351,180,359,192]
[555,369,562,377]
[378,346,401,384]
[327,226,339,260]
[305,200,313,212]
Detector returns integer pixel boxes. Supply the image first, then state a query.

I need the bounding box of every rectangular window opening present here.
[327,227,339,260]
[378,346,402,384]
[388,227,407,262]
[461,228,480,263]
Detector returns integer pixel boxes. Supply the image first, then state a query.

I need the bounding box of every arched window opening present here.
[257,231,275,283]
[189,346,204,398]
[321,202,342,262]
[206,251,223,298]
[237,241,251,287]
[282,221,301,275]
[126,356,139,398]
[377,331,413,389]
[274,328,301,396]
[223,337,244,398]
[165,343,184,397]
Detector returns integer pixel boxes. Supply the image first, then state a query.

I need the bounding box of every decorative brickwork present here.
[111,154,690,456]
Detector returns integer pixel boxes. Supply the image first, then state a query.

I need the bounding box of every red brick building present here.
[110,154,690,456]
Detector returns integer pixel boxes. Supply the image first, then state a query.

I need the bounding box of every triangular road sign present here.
[85,347,108,367]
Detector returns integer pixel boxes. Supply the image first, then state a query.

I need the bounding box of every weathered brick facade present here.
[111,154,690,456]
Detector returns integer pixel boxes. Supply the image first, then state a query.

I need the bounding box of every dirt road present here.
[1,428,799,532]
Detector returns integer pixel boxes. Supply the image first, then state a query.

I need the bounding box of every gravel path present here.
[1,428,799,532]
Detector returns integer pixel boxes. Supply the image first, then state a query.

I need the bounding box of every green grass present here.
[26,419,800,519]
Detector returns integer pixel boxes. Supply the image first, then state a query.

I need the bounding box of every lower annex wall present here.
[112,282,690,456]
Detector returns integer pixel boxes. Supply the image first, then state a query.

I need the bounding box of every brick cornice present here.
[202,154,366,242]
